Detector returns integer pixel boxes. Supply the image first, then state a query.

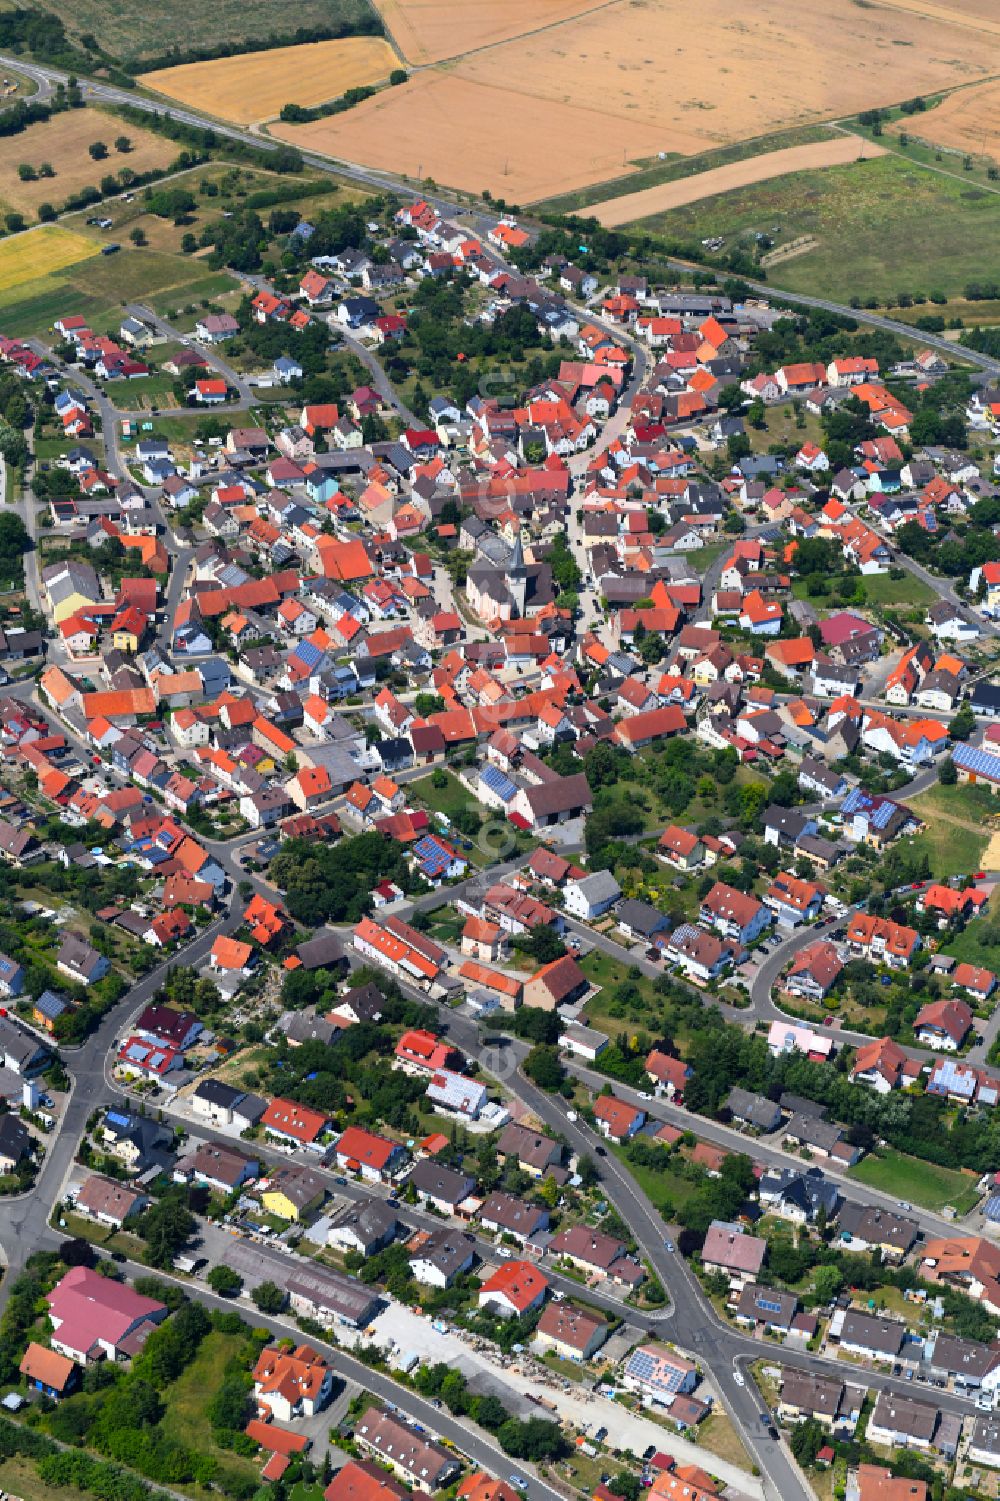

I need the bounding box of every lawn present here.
[894,815,987,884]
[848,1148,982,1215]
[681,541,728,577]
[911,781,1000,827]
[747,401,825,455]
[0,225,98,294]
[697,1412,753,1473]
[638,153,1000,303]
[943,916,1000,973]
[612,1146,701,1218]
[855,573,935,608]
[408,769,473,822]
[0,1456,70,1501]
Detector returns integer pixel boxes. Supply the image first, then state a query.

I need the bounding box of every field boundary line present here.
[374,0,621,70]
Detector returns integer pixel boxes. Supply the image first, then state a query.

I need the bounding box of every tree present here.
[523,1044,565,1091]
[608,1475,641,1501]
[250,1280,285,1313]
[790,1418,823,1467]
[38,162,54,178]
[16,164,36,181]
[130,227,147,246]
[114,134,132,153]
[37,202,56,223]
[938,756,958,786]
[207,1264,242,1297]
[812,1264,843,1303]
[949,702,975,742]
[58,1237,96,1268]
[139,1194,195,1268]
[389,68,407,85]
[4,213,25,234]
[88,140,108,160]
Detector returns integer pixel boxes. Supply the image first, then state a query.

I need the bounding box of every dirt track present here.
[588,135,887,226]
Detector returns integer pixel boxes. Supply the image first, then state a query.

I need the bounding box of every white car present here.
[733,1371,745,1387]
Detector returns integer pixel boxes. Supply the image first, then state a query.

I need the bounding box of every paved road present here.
[127,303,253,401]
[338,326,420,429]
[0,912,230,1286]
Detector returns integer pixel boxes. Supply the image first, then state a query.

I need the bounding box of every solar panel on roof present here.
[481,764,517,801]
[954,743,1000,780]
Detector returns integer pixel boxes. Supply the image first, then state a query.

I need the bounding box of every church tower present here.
[507,533,528,618]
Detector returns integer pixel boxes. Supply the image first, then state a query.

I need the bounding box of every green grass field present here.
[944,917,1000,972]
[158,1330,261,1486]
[902,826,987,883]
[0,247,237,337]
[48,0,376,65]
[613,1147,701,1218]
[637,153,1000,304]
[855,573,936,608]
[848,1148,981,1214]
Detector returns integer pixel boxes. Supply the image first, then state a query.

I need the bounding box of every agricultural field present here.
[0,225,99,294]
[0,106,179,217]
[636,154,1000,304]
[144,36,400,124]
[887,79,1000,166]
[0,245,237,337]
[273,0,998,203]
[273,69,668,202]
[449,0,1000,164]
[589,135,884,227]
[374,0,597,66]
[541,124,836,215]
[40,0,377,66]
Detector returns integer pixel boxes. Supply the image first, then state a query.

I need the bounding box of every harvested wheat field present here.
[0,226,98,294]
[144,37,400,125]
[590,135,886,226]
[374,0,601,66]
[273,69,673,200]
[0,108,177,215]
[888,81,1000,165]
[454,0,1000,155]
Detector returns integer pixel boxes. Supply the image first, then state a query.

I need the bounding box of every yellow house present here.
[260,1165,326,1222]
[112,624,141,652]
[42,561,102,625]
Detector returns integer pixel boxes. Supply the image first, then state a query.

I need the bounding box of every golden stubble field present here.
[375,0,601,65]
[273,69,673,201]
[276,0,1000,201]
[0,108,177,215]
[144,37,400,125]
[888,79,1000,164]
